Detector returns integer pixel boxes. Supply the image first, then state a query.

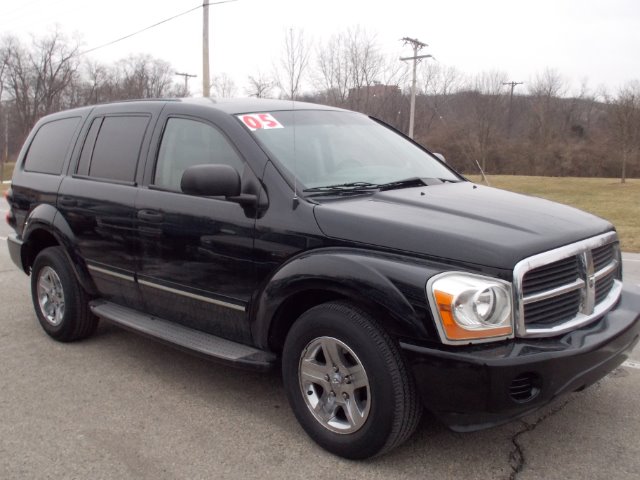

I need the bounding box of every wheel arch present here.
[252,249,437,352]
[20,205,97,296]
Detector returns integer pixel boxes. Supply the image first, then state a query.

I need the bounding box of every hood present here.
[312,182,613,270]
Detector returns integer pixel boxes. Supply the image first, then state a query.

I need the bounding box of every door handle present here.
[137,209,164,222]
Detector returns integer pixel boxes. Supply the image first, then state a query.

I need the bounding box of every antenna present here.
[291,104,299,208]
[291,37,299,209]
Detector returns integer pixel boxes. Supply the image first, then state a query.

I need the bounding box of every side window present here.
[154,117,244,191]
[76,117,103,176]
[24,117,81,175]
[88,115,149,182]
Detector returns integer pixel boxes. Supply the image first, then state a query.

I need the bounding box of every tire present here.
[282,301,422,459]
[30,246,98,342]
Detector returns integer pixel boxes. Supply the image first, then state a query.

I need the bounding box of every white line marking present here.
[623,360,640,370]
[0,236,6,241]
[622,259,640,263]
[1,180,10,184]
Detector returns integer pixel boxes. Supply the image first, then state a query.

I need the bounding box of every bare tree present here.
[245,72,273,98]
[461,70,508,172]
[211,72,237,99]
[275,28,311,100]
[417,62,465,133]
[314,27,405,119]
[528,68,567,144]
[0,39,10,101]
[2,30,80,137]
[315,32,351,106]
[115,54,177,99]
[80,60,112,105]
[344,28,388,111]
[610,81,640,183]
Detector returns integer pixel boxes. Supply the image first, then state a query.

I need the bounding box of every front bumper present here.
[401,285,640,431]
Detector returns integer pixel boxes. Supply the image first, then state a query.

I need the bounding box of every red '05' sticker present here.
[237,113,284,131]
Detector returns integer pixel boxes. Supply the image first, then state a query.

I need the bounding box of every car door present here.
[58,104,161,309]
[135,113,257,344]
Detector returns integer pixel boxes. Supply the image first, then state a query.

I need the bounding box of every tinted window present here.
[154,118,244,190]
[76,117,103,176]
[24,117,80,175]
[89,116,149,182]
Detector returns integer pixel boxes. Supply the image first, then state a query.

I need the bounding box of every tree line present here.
[1,28,639,181]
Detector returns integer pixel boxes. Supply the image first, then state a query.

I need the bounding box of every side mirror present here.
[181,164,241,197]
[433,152,447,164]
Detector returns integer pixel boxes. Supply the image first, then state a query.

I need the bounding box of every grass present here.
[1,163,15,192]
[467,175,640,253]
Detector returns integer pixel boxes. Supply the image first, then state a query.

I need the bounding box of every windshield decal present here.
[237,113,284,131]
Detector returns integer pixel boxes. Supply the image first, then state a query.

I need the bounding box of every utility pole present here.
[503,81,523,137]
[175,72,197,96]
[202,0,210,97]
[400,37,431,139]
[202,1,238,97]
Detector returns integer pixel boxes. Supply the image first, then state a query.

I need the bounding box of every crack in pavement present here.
[507,398,572,480]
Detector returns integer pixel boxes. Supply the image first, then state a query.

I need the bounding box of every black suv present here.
[5,98,640,459]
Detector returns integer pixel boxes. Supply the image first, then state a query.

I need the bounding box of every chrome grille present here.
[592,244,615,272]
[595,270,616,305]
[514,232,622,337]
[523,289,582,327]
[522,256,579,295]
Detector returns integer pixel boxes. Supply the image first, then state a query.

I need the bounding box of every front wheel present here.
[282,302,422,459]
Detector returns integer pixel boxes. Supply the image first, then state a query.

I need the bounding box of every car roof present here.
[38,98,350,124]
[178,97,347,114]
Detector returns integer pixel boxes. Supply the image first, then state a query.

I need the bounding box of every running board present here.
[90,301,275,370]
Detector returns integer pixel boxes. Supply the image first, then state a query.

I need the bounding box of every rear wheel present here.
[31,246,98,342]
[282,301,422,459]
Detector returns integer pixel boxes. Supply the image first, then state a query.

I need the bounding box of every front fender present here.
[252,248,446,349]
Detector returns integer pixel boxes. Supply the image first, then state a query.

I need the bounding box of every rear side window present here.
[154,117,244,191]
[87,115,149,182]
[76,117,103,177]
[24,117,81,175]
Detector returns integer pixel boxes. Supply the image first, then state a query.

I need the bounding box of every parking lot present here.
[1,197,639,479]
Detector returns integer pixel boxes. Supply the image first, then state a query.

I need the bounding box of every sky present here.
[0,0,639,97]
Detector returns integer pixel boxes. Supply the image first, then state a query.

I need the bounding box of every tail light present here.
[4,188,15,227]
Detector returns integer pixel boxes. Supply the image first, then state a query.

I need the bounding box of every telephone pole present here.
[175,72,197,96]
[503,81,523,136]
[202,1,238,97]
[202,1,210,97]
[400,37,432,139]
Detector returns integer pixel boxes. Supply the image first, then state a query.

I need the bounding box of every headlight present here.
[427,273,513,344]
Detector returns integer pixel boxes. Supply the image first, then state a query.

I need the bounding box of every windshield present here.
[240,110,460,190]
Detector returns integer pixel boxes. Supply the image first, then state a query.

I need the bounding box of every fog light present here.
[509,372,541,403]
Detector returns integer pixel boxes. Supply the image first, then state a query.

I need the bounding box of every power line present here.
[79,0,237,57]
[0,0,46,20]
[80,5,201,56]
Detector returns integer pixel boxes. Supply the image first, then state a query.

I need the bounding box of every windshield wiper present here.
[303,177,459,197]
[377,177,428,190]
[303,181,380,194]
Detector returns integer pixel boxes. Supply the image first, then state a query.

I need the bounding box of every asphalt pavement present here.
[0,199,639,479]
